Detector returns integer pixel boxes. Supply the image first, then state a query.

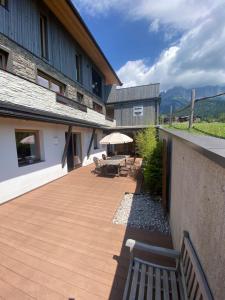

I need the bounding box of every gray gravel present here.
[113,193,170,234]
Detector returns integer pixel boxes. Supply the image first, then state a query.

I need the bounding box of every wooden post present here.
[62,125,72,168]
[169,105,173,126]
[189,89,196,129]
[87,128,96,158]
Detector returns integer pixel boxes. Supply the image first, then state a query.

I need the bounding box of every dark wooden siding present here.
[0,0,101,94]
[114,99,158,126]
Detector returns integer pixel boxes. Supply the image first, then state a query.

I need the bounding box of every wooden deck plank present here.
[0,163,172,300]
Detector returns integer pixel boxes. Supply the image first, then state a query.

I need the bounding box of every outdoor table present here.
[101,158,125,176]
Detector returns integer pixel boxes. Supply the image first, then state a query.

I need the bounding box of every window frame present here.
[93,101,103,114]
[75,53,82,83]
[15,129,42,167]
[92,68,102,98]
[40,14,48,60]
[37,70,65,95]
[0,49,8,70]
[77,91,84,103]
[93,133,99,150]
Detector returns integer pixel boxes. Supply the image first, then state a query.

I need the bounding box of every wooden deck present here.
[0,164,173,300]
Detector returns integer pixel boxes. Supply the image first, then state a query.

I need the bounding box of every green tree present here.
[135,127,162,195]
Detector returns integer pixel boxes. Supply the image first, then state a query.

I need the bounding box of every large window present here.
[0,49,8,70]
[75,54,82,83]
[93,102,103,114]
[40,14,48,59]
[37,70,65,94]
[92,68,102,97]
[15,130,41,167]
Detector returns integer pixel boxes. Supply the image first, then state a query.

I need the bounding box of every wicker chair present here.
[93,157,103,174]
[102,153,107,160]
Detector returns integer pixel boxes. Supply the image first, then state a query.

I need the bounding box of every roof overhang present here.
[43,0,122,86]
[0,102,107,129]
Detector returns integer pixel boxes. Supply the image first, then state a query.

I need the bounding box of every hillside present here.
[160,86,225,119]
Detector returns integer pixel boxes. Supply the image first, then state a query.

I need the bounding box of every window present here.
[75,54,82,83]
[92,68,102,97]
[94,133,98,150]
[0,49,8,70]
[133,106,143,117]
[37,70,65,94]
[93,102,103,114]
[15,130,41,167]
[106,105,114,120]
[77,92,84,103]
[40,14,48,59]
[0,0,7,8]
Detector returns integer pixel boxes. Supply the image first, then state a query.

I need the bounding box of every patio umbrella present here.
[99,132,133,145]
[20,135,35,144]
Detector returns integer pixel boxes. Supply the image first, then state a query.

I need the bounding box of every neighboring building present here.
[105,83,160,154]
[0,0,121,203]
[105,83,160,127]
[0,0,160,203]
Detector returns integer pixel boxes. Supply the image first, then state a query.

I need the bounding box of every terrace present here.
[0,163,172,300]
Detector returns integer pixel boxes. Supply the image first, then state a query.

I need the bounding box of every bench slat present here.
[184,238,213,300]
[170,271,179,300]
[147,266,153,300]
[123,260,133,300]
[187,266,195,296]
[163,270,169,299]
[129,261,140,300]
[190,278,198,300]
[155,268,161,300]
[138,264,146,300]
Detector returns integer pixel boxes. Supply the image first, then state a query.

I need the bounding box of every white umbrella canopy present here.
[100,132,133,145]
[20,135,35,144]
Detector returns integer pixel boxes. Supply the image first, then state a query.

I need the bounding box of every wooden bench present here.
[123,231,213,300]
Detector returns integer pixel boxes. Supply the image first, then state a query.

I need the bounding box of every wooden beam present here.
[62,125,72,168]
[189,89,196,129]
[87,128,96,158]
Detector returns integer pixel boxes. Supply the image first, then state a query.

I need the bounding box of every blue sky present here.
[73,1,225,90]
[79,11,176,70]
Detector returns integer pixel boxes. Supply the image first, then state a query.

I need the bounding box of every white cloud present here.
[117,3,225,89]
[73,0,225,89]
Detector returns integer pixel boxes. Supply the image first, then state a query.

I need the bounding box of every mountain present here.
[160,86,225,119]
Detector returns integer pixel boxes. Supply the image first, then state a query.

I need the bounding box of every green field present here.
[167,122,225,139]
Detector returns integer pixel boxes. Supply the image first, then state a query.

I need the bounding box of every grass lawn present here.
[166,122,225,139]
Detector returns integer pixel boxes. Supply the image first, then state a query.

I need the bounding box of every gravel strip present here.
[113,193,170,234]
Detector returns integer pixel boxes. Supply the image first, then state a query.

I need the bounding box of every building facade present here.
[0,0,160,203]
[104,83,160,155]
[105,83,160,127]
[0,0,121,203]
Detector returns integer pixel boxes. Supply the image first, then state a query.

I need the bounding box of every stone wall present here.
[0,69,112,127]
[0,33,105,113]
[160,129,225,299]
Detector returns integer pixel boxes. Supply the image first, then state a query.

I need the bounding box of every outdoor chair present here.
[102,153,107,160]
[93,157,103,175]
[123,231,213,300]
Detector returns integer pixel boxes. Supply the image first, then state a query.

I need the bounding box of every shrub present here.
[135,127,162,195]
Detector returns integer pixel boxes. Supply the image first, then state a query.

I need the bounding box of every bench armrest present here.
[126,239,180,259]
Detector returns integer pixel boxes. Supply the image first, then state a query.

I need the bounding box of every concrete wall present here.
[160,129,225,299]
[0,118,106,204]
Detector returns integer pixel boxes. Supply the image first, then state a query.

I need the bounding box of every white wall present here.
[71,126,107,166]
[0,118,106,203]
